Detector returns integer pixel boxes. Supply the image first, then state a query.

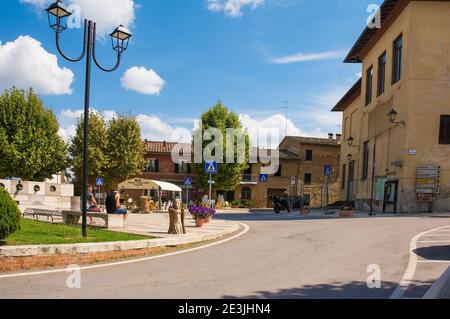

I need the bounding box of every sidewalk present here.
[110,212,240,241]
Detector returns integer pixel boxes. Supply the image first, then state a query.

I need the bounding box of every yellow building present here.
[332,0,450,213]
[233,135,341,208]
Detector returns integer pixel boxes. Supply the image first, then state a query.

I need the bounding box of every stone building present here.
[136,141,199,202]
[332,0,450,213]
[233,135,341,208]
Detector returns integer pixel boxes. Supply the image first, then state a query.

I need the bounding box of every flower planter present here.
[195,218,206,227]
[339,210,355,218]
[300,208,309,215]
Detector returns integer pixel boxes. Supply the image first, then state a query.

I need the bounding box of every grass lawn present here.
[1,219,154,246]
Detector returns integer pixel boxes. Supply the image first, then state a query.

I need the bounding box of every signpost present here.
[416,165,440,206]
[323,165,332,216]
[259,174,268,183]
[184,177,193,205]
[205,161,218,205]
[96,178,105,205]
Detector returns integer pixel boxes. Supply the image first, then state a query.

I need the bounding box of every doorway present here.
[347,161,355,202]
[383,180,399,213]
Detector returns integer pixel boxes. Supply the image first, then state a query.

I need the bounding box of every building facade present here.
[332,0,450,213]
[137,141,199,202]
[233,135,341,208]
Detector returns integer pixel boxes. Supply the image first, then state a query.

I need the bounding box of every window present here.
[304,173,312,185]
[303,194,311,207]
[175,162,191,174]
[362,141,370,180]
[241,187,252,200]
[306,149,313,161]
[146,159,159,173]
[377,51,386,96]
[341,164,347,190]
[275,165,282,177]
[365,65,373,105]
[439,115,450,145]
[392,34,403,84]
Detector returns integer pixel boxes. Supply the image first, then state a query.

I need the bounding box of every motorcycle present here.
[269,194,291,214]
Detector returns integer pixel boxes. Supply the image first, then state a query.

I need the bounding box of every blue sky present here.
[0,0,382,145]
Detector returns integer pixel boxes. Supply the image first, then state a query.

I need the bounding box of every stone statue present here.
[168,200,185,234]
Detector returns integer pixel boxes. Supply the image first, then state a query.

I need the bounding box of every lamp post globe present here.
[46,0,72,32]
[110,25,132,53]
[388,109,398,124]
[347,136,354,146]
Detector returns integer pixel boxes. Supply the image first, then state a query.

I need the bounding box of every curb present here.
[0,221,240,272]
[423,266,450,299]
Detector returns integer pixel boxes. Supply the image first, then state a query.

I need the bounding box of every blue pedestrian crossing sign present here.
[204,161,218,175]
[259,174,269,183]
[184,177,193,186]
[96,178,104,186]
[324,165,332,176]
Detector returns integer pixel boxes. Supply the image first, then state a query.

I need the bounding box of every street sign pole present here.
[208,173,212,207]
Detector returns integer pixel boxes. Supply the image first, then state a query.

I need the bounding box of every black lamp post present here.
[45,0,132,238]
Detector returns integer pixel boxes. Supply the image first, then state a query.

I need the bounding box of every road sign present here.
[290,176,297,185]
[416,165,440,198]
[96,178,104,186]
[208,180,216,184]
[324,165,332,176]
[184,177,193,186]
[204,161,218,175]
[259,174,268,183]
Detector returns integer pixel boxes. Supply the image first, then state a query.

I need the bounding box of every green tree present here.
[193,101,249,191]
[68,113,146,193]
[0,188,21,240]
[0,88,68,181]
[69,111,108,194]
[105,114,146,188]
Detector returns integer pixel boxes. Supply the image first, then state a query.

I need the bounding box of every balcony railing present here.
[240,174,259,184]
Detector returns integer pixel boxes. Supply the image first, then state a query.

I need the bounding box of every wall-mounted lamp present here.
[388,109,406,128]
[347,153,353,162]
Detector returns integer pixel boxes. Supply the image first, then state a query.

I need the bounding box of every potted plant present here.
[339,204,355,218]
[189,206,216,227]
[301,206,310,215]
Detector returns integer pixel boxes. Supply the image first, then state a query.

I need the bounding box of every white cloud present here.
[270,49,348,64]
[57,109,192,143]
[137,114,192,143]
[207,0,264,17]
[121,66,165,95]
[0,36,74,95]
[20,0,136,37]
[239,113,309,148]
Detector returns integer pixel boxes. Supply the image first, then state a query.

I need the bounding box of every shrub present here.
[0,189,21,240]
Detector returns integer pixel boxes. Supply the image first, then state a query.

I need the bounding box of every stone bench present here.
[62,211,124,229]
[23,208,62,223]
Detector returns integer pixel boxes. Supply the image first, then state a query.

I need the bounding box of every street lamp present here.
[347,153,353,162]
[45,0,132,238]
[347,136,354,146]
[388,109,406,128]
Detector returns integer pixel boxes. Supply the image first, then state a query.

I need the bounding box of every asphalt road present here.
[2,213,450,299]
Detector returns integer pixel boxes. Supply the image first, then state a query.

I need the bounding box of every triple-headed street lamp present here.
[45,0,132,238]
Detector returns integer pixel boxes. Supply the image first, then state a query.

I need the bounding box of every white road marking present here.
[417,240,450,244]
[0,222,250,279]
[417,260,450,264]
[390,225,450,299]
